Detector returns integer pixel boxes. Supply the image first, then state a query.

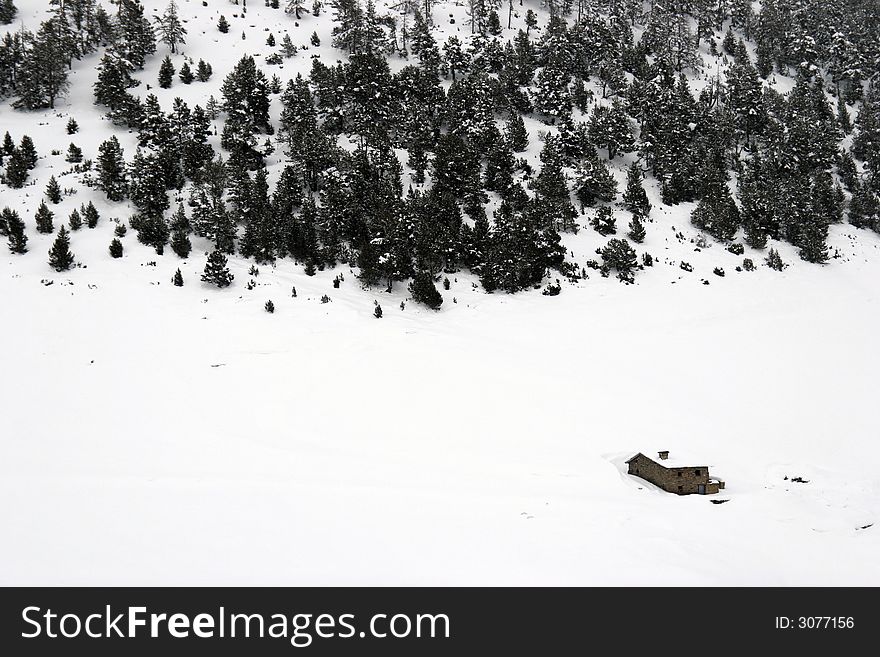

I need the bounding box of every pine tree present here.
[3,132,14,156]
[266,33,276,47]
[109,238,124,258]
[48,225,75,271]
[591,206,617,236]
[691,182,740,242]
[280,34,297,58]
[201,249,234,287]
[93,50,141,125]
[66,118,79,135]
[264,300,275,313]
[623,162,651,217]
[45,176,62,204]
[574,156,618,208]
[218,15,229,33]
[628,213,646,243]
[179,62,194,84]
[66,143,83,163]
[600,238,638,283]
[96,136,127,201]
[287,0,307,19]
[588,99,634,159]
[4,147,29,188]
[837,94,852,135]
[0,0,17,25]
[68,208,82,231]
[158,55,175,88]
[116,0,157,69]
[196,59,213,82]
[532,64,571,121]
[14,18,71,109]
[154,0,187,53]
[128,149,171,228]
[19,135,38,169]
[83,202,99,229]
[170,204,192,258]
[409,270,443,309]
[172,267,183,285]
[798,212,828,263]
[847,181,880,230]
[505,112,529,152]
[6,209,28,254]
[35,201,54,234]
[764,247,785,270]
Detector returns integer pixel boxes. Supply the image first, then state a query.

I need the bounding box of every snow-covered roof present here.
[627,451,709,469]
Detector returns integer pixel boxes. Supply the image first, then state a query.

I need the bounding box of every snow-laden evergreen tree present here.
[532,64,571,122]
[600,237,638,283]
[432,133,479,200]
[179,62,193,84]
[591,206,617,236]
[170,204,192,258]
[35,201,55,234]
[158,55,174,88]
[93,49,142,125]
[847,181,880,231]
[588,99,634,159]
[691,157,740,242]
[83,201,99,229]
[154,1,186,53]
[287,0,307,20]
[409,270,443,309]
[0,0,17,25]
[19,135,37,169]
[13,17,71,109]
[201,249,234,287]
[109,237,123,258]
[533,138,577,232]
[128,148,171,223]
[623,162,651,217]
[628,212,646,243]
[66,143,83,163]
[68,208,82,231]
[573,155,617,208]
[4,147,29,188]
[196,59,213,82]
[853,89,880,182]
[115,0,156,70]
[48,226,75,271]
[221,55,271,168]
[6,208,27,254]
[45,176,62,204]
[96,136,127,201]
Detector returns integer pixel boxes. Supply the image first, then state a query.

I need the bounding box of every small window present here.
[677,486,683,491]
[677,471,682,477]
[695,470,701,476]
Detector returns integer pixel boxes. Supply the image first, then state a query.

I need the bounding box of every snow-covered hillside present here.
[1,0,879,585]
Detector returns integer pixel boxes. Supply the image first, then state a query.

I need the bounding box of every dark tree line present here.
[4,0,880,294]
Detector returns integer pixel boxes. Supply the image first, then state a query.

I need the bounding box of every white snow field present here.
[1,1,879,585]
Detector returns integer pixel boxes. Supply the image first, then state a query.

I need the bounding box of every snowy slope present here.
[1,0,879,585]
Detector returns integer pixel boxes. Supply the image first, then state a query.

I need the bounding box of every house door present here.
[698,484,706,494]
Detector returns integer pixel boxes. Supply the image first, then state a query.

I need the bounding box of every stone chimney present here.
[658,450,669,461]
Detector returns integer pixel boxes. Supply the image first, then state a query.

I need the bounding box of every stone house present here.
[626,451,725,495]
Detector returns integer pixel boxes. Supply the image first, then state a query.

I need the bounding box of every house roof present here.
[627,451,709,469]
